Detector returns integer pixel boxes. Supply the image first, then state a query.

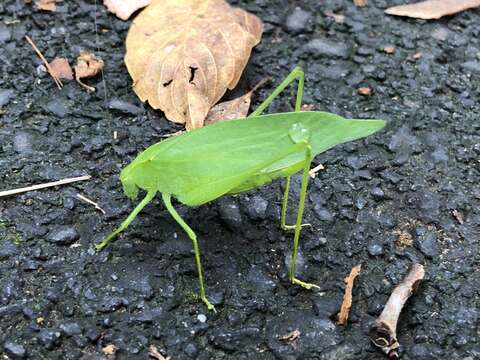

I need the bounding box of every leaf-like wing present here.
[121,112,385,206]
[125,0,263,130]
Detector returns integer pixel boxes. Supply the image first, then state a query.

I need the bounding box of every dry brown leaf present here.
[102,344,117,360]
[49,58,73,80]
[148,345,170,360]
[337,264,361,326]
[103,0,151,21]
[35,0,61,11]
[74,51,104,92]
[204,78,269,125]
[125,0,263,130]
[385,0,480,20]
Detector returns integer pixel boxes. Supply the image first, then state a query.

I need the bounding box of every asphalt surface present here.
[0,0,479,359]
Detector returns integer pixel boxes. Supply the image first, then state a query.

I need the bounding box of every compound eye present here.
[289,123,311,144]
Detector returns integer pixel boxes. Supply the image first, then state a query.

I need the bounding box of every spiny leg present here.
[96,190,156,250]
[247,66,311,230]
[162,193,216,312]
[281,176,312,231]
[288,145,319,290]
[249,66,305,118]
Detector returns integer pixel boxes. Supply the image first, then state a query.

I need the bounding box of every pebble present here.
[209,327,261,352]
[418,191,441,223]
[313,204,334,222]
[47,226,79,245]
[415,230,438,258]
[0,24,11,43]
[388,126,419,165]
[367,241,384,256]
[197,314,207,323]
[217,197,243,229]
[311,294,341,318]
[45,99,69,118]
[431,27,450,41]
[371,187,385,200]
[462,61,480,74]
[60,322,82,336]
[285,7,311,34]
[0,89,14,107]
[184,343,198,356]
[3,341,27,359]
[303,38,350,59]
[37,329,62,350]
[108,99,143,115]
[245,195,268,220]
[13,132,34,154]
[0,240,18,259]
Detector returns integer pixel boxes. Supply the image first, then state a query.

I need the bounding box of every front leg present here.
[162,193,216,312]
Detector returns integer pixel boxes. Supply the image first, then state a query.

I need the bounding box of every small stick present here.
[148,345,170,360]
[308,163,325,178]
[25,35,63,89]
[0,175,91,198]
[337,264,361,326]
[370,263,425,358]
[76,193,106,214]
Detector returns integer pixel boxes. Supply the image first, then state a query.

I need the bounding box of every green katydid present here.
[96,67,385,311]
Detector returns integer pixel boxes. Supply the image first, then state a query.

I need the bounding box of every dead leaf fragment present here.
[358,87,372,96]
[324,11,345,24]
[204,78,269,125]
[148,345,170,360]
[353,0,368,7]
[279,329,301,343]
[337,264,361,326]
[383,46,395,54]
[49,58,73,80]
[301,104,315,111]
[103,0,151,21]
[385,0,480,20]
[35,0,61,11]
[102,344,117,360]
[74,51,104,92]
[125,0,264,130]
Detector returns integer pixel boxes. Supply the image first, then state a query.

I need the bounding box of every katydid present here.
[96,67,385,311]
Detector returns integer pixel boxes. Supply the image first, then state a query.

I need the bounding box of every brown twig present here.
[25,35,63,89]
[0,175,91,197]
[337,264,361,326]
[370,263,425,358]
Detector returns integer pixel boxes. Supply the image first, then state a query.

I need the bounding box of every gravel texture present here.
[1,1,479,359]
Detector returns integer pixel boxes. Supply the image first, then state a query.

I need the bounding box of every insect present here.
[96,67,385,311]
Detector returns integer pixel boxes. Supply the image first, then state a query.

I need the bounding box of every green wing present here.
[120,111,385,206]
